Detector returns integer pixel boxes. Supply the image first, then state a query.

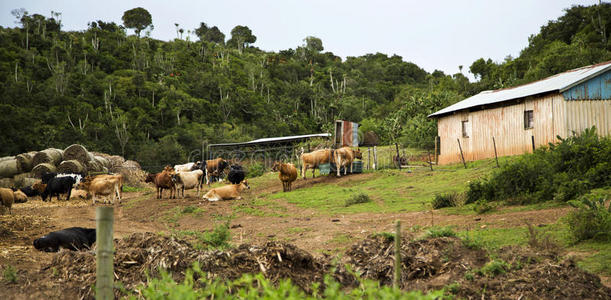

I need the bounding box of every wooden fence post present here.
[373,146,377,170]
[492,136,499,168]
[427,151,434,171]
[531,135,535,152]
[367,147,371,170]
[96,207,114,300]
[434,137,439,165]
[394,220,401,290]
[457,138,467,169]
[395,143,401,170]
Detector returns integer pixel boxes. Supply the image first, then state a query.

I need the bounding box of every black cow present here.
[227,165,245,184]
[41,172,58,184]
[42,176,76,201]
[19,186,40,197]
[33,227,96,252]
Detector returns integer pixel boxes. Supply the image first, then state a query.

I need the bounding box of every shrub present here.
[201,223,231,249]
[3,265,17,283]
[425,226,456,238]
[566,193,611,242]
[246,162,265,178]
[480,259,509,277]
[431,192,459,209]
[473,199,494,214]
[344,193,371,207]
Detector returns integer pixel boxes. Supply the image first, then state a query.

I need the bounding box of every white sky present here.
[0,0,602,79]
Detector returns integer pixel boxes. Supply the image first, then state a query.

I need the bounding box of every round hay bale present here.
[0,159,20,178]
[33,149,63,166]
[122,160,141,170]
[108,155,125,172]
[93,156,110,169]
[32,163,57,178]
[13,172,32,188]
[0,156,15,162]
[21,178,39,188]
[63,144,93,164]
[0,178,15,188]
[16,151,37,172]
[57,160,85,174]
[85,160,104,173]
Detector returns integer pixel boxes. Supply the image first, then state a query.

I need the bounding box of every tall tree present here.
[121,7,152,37]
[228,25,256,53]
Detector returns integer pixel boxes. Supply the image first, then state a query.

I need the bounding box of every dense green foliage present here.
[466,127,611,205]
[431,192,460,209]
[567,192,611,242]
[131,263,446,300]
[1,4,609,167]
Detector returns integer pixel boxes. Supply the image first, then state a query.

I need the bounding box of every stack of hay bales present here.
[1,144,146,188]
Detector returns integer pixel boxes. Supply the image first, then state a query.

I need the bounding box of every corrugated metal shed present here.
[208,133,331,147]
[429,61,611,118]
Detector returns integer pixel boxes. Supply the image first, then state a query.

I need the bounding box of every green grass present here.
[571,241,611,276]
[122,185,149,193]
[164,205,205,223]
[266,158,502,215]
[3,265,17,283]
[231,197,288,217]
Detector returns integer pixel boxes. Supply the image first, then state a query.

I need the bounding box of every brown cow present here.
[334,147,362,177]
[202,181,250,201]
[203,158,229,185]
[300,149,334,179]
[272,161,298,192]
[78,176,121,205]
[151,166,176,199]
[0,188,15,214]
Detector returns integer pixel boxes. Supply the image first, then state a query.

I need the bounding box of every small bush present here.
[431,192,459,209]
[480,259,509,277]
[566,193,611,242]
[181,206,199,214]
[461,231,485,250]
[201,223,231,249]
[344,193,371,207]
[246,162,265,178]
[473,199,494,214]
[425,226,456,238]
[3,265,17,283]
[526,223,559,251]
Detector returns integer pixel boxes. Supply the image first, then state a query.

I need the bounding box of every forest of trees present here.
[0,3,609,167]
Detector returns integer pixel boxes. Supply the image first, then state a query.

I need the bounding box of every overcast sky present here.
[0,0,601,80]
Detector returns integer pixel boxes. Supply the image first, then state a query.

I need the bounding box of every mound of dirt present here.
[40,233,611,299]
[345,235,487,290]
[45,232,328,298]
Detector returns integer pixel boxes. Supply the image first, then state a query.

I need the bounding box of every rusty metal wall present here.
[563,100,611,136]
[437,94,567,165]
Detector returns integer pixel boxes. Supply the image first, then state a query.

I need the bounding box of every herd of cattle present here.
[0,146,362,214]
[0,146,363,253]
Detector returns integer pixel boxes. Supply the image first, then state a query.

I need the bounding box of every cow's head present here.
[219,159,229,171]
[144,173,156,183]
[354,148,363,159]
[271,161,281,172]
[241,180,250,190]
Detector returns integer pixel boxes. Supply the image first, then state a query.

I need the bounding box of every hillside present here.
[0,3,609,168]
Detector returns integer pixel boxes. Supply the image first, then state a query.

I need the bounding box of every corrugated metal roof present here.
[209,133,331,147]
[429,60,611,118]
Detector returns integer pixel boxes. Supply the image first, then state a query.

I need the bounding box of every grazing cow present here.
[148,166,176,199]
[13,190,27,203]
[174,162,198,173]
[203,181,250,201]
[33,227,96,252]
[300,149,334,179]
[173,169,204,198]
[78,176,122,205]
[201,158,229,185]
[69,189,89,200]
[42,173,82,187]
[334,147,362,177]
[19,186,40,198]
[272,162,297,192]
[42,176,78,201]
[227,165,245,184]
[0,188,15,214]
[91,174,124,198]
